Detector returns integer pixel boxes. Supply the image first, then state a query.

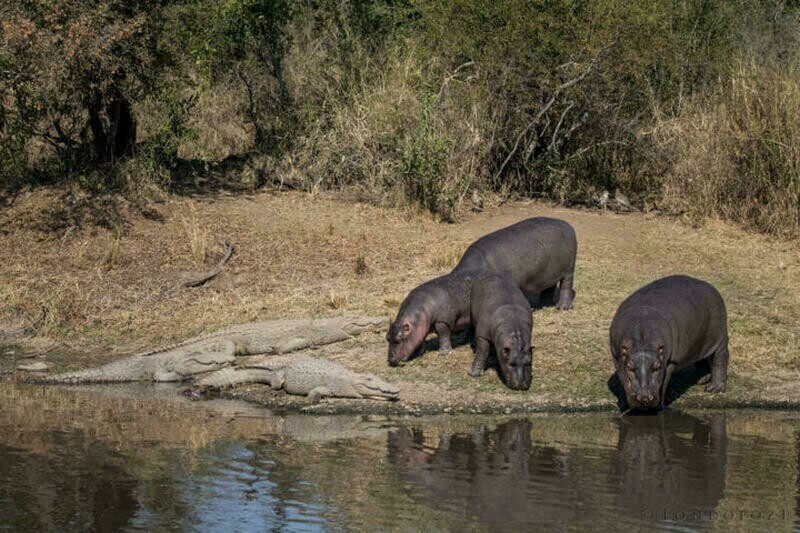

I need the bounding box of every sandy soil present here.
[1,187,799,413]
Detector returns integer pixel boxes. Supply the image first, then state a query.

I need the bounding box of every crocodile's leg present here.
[154,340,238,382]
[267,370,286,391]
[308,386,333,403]
[276,337,312,354]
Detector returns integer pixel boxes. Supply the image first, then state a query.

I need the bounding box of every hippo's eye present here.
[621,345,629,355]
[657,345,665,355]
[653,360,662,370]
[402,323,411,333]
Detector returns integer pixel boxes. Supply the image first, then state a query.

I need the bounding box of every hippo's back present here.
[615,275,725,324]
[612,275,727,362]
[452,217,576,295]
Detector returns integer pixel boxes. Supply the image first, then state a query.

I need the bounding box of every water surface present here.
[0,383,798,531]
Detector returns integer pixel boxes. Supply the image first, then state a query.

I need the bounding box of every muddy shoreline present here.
[2,194,798,416]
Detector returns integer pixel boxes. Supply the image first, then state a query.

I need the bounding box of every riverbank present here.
[2,188,798,413]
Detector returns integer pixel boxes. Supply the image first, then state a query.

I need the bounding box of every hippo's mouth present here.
[625,394,662,411]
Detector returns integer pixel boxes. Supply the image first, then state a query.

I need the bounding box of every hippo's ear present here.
[401,318,412,337]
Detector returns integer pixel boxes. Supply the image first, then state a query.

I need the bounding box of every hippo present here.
[468,273,533,390]
[610,275,729,410]
[452,217,577,310]
[387,217,576,367]
[386,272,477,366]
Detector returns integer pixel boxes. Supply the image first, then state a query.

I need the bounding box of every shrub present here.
[660,57,800,238]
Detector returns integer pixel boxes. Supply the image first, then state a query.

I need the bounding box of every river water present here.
[0,382,798,531]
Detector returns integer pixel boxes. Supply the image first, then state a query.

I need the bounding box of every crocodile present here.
[189,355,400,402]
[37,316,385,384]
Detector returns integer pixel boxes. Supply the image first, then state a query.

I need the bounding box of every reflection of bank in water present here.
[0,382,399,530]
[2,382,798,531]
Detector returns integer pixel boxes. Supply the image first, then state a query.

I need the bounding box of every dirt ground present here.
[1,187,799,414]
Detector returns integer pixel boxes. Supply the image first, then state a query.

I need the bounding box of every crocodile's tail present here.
[32,358,148,384]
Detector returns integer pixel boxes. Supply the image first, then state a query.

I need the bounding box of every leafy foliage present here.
[1,0,799,235]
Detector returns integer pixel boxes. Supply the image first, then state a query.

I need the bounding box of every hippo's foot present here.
[705,381,726,393]
[438,347,452,357]
[555,289,575,311]
[697,373,712,385]
[468,366,484,378]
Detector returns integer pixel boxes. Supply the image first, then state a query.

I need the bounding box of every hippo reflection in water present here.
[612,410,727,520]
[387,412,727,528]
[387,420,585,528]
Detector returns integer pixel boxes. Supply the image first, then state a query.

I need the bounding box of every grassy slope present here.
[1,189,798,412]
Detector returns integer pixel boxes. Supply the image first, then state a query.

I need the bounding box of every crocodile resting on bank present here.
[37,316,385,384]
[188,355,400,402]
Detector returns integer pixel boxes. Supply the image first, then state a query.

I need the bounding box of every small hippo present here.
[452,217,577,310]
[386,272,477,366]
[610,275,729,410]
[468,273,533,390]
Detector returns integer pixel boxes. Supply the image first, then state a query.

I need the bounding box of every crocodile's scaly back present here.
[195,367,274,389]
[138,316,385,357]
[37,349,236,384]
[193,356,400,401]
[36,316,385,384]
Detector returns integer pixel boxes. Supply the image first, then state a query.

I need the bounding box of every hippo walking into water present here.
[610,275,729,410]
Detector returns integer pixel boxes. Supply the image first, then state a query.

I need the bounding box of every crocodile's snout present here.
[356,376,400,400]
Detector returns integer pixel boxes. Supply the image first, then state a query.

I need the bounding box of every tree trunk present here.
[86,88,136,162]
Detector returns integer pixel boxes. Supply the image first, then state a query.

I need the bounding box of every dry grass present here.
[276,38,492,220]
[1,189,798,408]
[658,58,800,239]
[178,205,208,265]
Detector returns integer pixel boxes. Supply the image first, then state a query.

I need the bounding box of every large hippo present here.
[468,273,533,390]
[610,275,729,410]
[452,217,577,310]
[387,217,576,366]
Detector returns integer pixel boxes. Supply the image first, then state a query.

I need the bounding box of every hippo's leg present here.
[435,322,453,356]
[555,273,575,311]
[660,363,676,406]
[705,341,728,393]
[469,337,491,377]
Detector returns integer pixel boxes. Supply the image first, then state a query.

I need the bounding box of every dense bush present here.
[0,1,170,175]
[660,57,800,238]
[1,0,799,235]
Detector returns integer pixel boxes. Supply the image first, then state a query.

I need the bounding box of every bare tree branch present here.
[548,100,574,154]
[493,42,615,182]
[436,60,475,105]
